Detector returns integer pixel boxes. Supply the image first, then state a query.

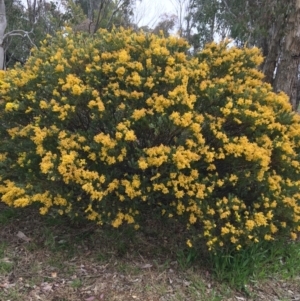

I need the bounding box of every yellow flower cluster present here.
[1,28,300,252]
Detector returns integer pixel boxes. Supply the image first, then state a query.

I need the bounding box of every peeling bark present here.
[0,0,7,70]
[273,1,300,110]
[260,15,285,86]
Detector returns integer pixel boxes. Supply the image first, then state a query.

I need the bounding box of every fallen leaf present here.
[2,257,12,263]
[183,280,191,286]
[130,278,140,283]
[85,297,95,301]
[141,263,152,269]
[16,231,31,242]
[51,272,57,278]
[41,282,53,292]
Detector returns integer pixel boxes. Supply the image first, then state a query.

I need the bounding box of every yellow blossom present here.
[5,102,18,111]
[72,84,83,95]
[124,130,137,141]
[291,232,297,240]
[189,213,197,224]
[55,64,64,72]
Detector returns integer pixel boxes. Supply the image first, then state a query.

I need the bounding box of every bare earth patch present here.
[0,204,299,301]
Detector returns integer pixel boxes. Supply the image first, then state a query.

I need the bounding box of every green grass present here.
[0,242,6,257]
[0,288,23,301]
[70,278,82,288]
[187,277,225,301]
[0,206,19,225]
[176,247,199,270]
[209,238,300,291]
[0,243,13,274]
[0,259,13,274]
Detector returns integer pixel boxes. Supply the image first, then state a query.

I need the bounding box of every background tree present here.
[152,13,177,37]
[2,0,72,69]
[184,0,300,110]
[72,0,137,33]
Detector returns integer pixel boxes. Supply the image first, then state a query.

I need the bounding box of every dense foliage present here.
[1,28,300,251]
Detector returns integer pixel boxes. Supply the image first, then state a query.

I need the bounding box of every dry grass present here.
[0,204,300,301]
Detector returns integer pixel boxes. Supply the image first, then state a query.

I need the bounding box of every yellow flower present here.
[221,227,230,235]
[138,159,148,170]
[245,220,255,231]
[217,179,224,187]
[5,102,18,111]
[39,207,48,215]
[132,109,146,120]
[189,213,197,224]
[116,66,126,76]
[269,223,278,233]
[39,100,48,109]
[118,49,130,62]
[186,239,193,248]
[264,234,273,241]
[124,130,137,141]
[254,212,268,226]
[231,236,238,244]
[72,84,83,95]
[93,55,100,62]
[291,232,297,240]
[14,197,30,207]
[55,64,64,72]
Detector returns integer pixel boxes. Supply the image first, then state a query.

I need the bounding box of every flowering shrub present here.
[1,28,300,251]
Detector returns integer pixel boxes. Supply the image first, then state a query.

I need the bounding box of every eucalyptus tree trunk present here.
[273,0,300,110]
[0,0,7,70]
[260,13,286,86]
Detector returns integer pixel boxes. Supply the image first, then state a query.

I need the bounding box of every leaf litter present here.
[0,204,299,301]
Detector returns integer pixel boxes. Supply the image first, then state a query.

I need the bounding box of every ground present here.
[0,203,300,301]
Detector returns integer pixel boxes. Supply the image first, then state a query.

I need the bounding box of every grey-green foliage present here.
[152,14,177,37]
[4,0,137,69]
[180,0,227,51]
[186,0,291,50]
[73,0,136,32]
[4,0,27,66]
[4,0,71,68]
[187,0,223,49]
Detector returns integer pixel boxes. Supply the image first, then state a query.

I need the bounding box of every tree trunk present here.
[260,15,285,86]
[0,0,7,70]
[273,0,300,110]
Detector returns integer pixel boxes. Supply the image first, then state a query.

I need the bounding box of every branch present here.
[4,30,37,48]
[93,0,107,34]
[222,0,238,19]
[106,0,126,29]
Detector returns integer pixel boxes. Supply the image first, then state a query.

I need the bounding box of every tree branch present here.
[4,30,37,48]
[93,0,107,34]
[106,0,125,29]
[222,0,238,19]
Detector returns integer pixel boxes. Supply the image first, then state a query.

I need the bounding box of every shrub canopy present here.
[1,28,300,251]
